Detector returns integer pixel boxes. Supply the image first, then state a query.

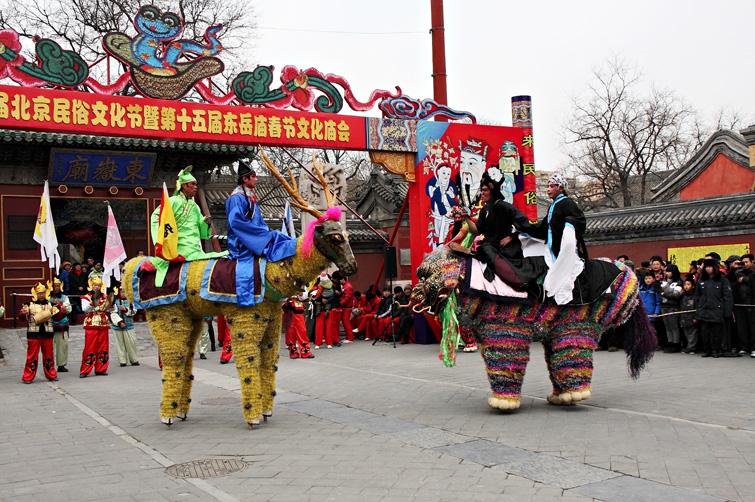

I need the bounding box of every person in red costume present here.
[20,282,58,383]
[217,316,233,364]
[332,271,355,343]
[283,288,315,359]
[79,276,113,378]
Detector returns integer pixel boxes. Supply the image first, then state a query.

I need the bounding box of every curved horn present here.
[311,153,335,208]
[259,147,323,219]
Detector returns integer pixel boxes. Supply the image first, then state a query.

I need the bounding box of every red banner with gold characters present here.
[0,84,367,150]
[409,121,537,274]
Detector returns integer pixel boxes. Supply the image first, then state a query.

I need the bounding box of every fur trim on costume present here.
[302,206,342,258]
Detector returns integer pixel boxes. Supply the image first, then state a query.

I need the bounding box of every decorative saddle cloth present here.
[461,254,621,306]
[199,257,264,304]
[132,257,265,309]
[132,258,189,309]
[463,257,530,303]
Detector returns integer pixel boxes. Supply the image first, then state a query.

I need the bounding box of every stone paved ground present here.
[1,321,753,502]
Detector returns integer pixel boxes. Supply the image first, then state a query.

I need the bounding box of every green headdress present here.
[174,165,197,195]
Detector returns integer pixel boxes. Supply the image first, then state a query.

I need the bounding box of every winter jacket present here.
[69,270,88,298]
[639,283,662,317]
[730,267,754,304]
[339,281,354,308]
[679,290,696,328]
[660,280,683,308]
[694,274,733,323]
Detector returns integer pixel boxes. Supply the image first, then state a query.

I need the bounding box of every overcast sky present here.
[250,0,755,172]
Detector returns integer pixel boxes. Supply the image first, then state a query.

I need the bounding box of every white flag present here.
[33,180,61,271]
[102,204,127,289]
[281,200,295,237]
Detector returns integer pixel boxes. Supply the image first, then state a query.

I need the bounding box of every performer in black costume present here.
[457,172,545,291]
[521,173,619,305]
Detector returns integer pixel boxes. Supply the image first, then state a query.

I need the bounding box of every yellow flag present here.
[155,183,180,261]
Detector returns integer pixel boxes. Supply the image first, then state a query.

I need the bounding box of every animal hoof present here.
[574,389,591,401]
[547,393,570,405]
[547,389,591,405]
[161,417,173,427]
[247,419,260,430]
[177,413,188,421]
[487,396,520,411]
[262,411,272,422]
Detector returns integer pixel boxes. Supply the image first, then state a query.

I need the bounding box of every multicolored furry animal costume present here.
[413,246,656,410]
[122,210,355,428]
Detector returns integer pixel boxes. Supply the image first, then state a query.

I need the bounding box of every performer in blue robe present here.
[226,159,297,307]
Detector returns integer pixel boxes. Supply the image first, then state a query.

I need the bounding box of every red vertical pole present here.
[430,0,448,118]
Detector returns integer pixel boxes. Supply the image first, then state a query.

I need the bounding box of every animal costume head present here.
[174,165,197,195]
[258,147,357,276]
[30,281,51,301]
[412,246,464,316]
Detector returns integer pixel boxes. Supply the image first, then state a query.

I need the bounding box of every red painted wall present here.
[590,234,754,266]
[680,154,754,200]
[347,251,384,293]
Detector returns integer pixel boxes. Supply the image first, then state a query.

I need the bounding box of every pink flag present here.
[103,204,127,289]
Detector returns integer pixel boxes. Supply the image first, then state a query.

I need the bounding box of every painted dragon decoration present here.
[0,5,475,122]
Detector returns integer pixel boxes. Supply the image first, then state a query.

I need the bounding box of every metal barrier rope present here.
[651,304,755,318]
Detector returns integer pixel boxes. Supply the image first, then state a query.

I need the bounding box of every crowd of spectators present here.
[602,252,754,358]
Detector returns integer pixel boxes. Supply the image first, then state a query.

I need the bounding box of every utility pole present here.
[430,0,448,120]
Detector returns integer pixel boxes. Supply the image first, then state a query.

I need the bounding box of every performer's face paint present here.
[181,181,198,199]
[546,183,562,200]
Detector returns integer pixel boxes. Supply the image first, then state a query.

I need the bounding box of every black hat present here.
[479,170,504,201]
[690,261,698,267]
[725,254,741,263]
[237,158,256,178]
[703,258,717,268]
[708,252,721,262]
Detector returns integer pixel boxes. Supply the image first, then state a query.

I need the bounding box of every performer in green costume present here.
[148,166,228,287]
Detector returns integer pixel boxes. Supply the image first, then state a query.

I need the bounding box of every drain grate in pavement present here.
[166,459,247,479]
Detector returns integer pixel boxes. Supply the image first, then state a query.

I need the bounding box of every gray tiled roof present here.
[651,130,750,202]
[204,177,386,243]
[0,129,257,154]
[585,192,755,242]
[355,170,408,207]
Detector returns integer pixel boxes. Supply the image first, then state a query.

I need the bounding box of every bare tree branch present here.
[562,57,697,209]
